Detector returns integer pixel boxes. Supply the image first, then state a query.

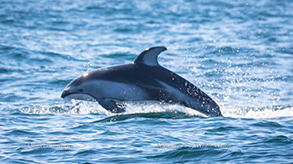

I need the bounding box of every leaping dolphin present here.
[61,46,222,117]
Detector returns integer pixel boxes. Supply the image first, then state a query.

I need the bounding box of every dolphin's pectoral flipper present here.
[98,99,126,113]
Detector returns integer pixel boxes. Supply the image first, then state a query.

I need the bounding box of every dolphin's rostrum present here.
[61,46,223,117]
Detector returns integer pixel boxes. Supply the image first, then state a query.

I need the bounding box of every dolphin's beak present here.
[61,90,71,98]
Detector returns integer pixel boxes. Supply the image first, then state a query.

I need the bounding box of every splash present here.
[18,100,205,117]
[119,101,206,117]
[19,100,292,119]
[223,105,293,119]
[19,100,106,115]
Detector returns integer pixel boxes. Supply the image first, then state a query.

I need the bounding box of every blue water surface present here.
[0,0,292,163]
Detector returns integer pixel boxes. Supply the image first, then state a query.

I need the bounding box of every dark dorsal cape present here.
[132,46,221,116]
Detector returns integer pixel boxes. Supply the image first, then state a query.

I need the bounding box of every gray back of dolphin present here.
[61,46,222,117]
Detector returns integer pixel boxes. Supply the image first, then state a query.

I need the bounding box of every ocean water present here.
[0,0,292,163]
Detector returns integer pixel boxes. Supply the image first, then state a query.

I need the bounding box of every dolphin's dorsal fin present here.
[134,46,167,66]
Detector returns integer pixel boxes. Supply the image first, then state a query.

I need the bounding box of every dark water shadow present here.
[91,111,204,123]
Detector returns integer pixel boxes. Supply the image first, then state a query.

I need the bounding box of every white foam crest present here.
[65,100,206,117]
[20,100,292,119]
[120,101,206,117]
[223,106,293,119]
[19,100,104,115]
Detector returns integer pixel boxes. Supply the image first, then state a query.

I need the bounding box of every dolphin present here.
[61,46,222,117]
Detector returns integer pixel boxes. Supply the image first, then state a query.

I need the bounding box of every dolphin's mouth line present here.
[61,92,97,102]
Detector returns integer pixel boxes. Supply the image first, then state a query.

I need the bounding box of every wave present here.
[19,100,292,120]
[223,104,293,119]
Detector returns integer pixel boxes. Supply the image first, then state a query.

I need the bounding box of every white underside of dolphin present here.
[61,46,222,117]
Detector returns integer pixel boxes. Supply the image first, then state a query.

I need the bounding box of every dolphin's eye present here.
[78,89,83,92]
